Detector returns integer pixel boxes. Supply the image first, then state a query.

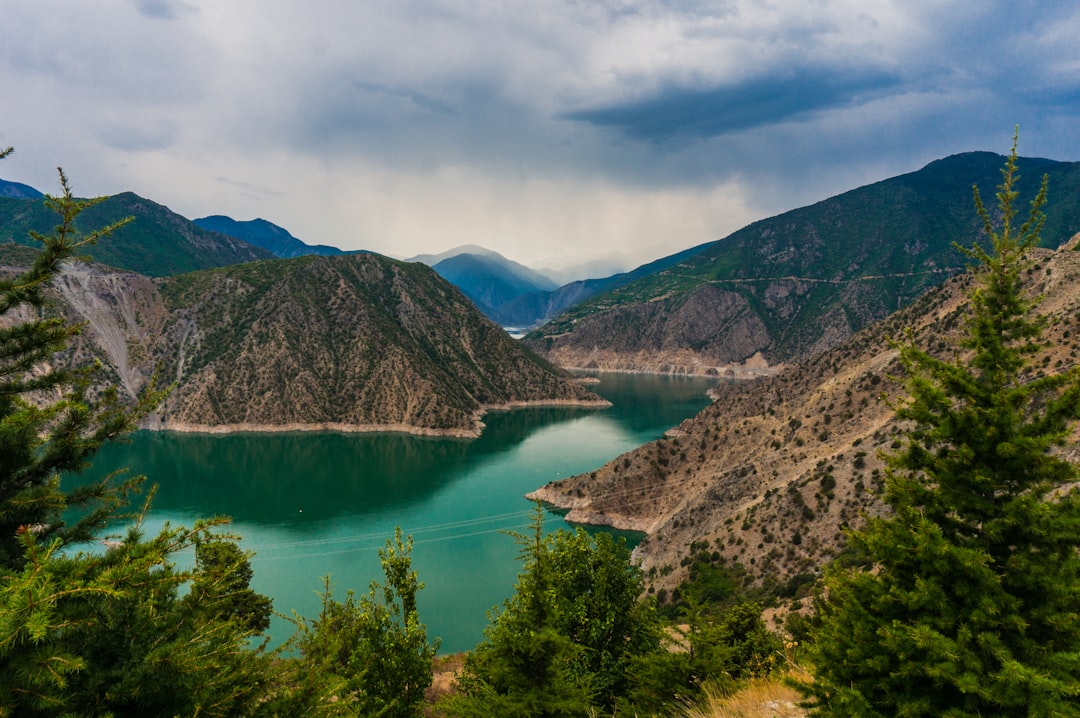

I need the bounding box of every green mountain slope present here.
[0,192,273,276]
[193,215,346,258]
[525,152,1080,368]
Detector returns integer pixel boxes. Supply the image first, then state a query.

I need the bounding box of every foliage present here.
[280,529,439,718]
[802,135,1080,716]
[186,537,274,633]
[621,600,782,715]
[448,506,662,716]
[0,159,164,570]
[0,153,274,715]
[0,514,274,717]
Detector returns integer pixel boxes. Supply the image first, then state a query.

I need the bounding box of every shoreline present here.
[142,397,612,439]
[546,350,783,380]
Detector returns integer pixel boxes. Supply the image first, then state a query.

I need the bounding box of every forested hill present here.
[524,152,1080,372]
[0,247,604,436]
[0,191,273,276]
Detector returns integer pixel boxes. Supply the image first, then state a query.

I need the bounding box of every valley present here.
[5,148,1080,610]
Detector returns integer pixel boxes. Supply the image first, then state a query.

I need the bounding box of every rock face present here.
[537,284,777,376]
[4,248,605,436]
[525,152,1080,371]
[528,244,1080,594]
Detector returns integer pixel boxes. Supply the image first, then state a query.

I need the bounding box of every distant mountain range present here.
[193,215,348,258]
[0,178,43,199]
[525,152,1080,371]
[408,244,713,329]
[407,245,557,326]
[0,192,272,276]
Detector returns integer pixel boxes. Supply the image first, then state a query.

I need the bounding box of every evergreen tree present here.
[0,518,275,717]
[803,134,1080,716]
[186,538,274,633]
[0,157,163,570]
[0,155,274,716]
[283,529,439,718]
[449,506,662,716]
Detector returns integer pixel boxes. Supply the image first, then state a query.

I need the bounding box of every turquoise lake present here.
[88,373,718,653]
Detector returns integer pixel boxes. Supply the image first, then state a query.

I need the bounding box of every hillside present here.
[0,192,273,276]
[1,247,605,436]
[0,178,43,199]
[528,239,1080,598]
[524,153,1080,373]
[193,215,346,258]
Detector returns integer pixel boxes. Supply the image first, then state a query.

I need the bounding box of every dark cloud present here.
[562,69,901,142]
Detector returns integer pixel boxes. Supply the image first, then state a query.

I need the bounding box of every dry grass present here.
[681,671,810,718]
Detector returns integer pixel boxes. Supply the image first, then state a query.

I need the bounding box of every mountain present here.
[193,215,347,258]
[1,246,606,436]
[404,246,559,326]
[406,244,502,266]
[524,152,1080,372]
[0,178,43,199]
[528,239,1080,600]
[497,241,714,330]
[0,192,273,276]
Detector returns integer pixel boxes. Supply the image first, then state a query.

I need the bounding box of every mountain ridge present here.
[524,152,1080,373]
[0,247,606,437]
[193,215,348,258]
[528,239,1080,601]
[0,191,273,276]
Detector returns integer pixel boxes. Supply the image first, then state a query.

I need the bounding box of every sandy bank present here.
[143,397,611,439]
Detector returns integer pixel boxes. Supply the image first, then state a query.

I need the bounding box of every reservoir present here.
[88,373,718,653]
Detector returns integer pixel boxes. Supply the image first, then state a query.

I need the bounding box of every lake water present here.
[88,373,718,653]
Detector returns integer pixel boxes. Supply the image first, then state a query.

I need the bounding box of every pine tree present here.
[0,154,274,716]
[283,529,439,718]
[449,505,662,716]
[802,133,1080,716]
[0,156,163,569]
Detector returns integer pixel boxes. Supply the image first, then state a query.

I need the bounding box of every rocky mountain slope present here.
[0,192,273,276]
[529,239,1080,596]
[524,153,1080,374]
[1,247,604,436]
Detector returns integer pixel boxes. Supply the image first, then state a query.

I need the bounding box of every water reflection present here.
[82,373,718,652]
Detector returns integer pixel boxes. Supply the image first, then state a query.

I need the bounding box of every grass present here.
[681,670,811,718]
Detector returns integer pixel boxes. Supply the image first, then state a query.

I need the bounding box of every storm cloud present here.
[1,1,1078,270]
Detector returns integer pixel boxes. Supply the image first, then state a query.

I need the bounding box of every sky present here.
[2,1,1079,272]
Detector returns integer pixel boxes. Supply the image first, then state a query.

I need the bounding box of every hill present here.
[2,247,606,436]
[528,239,1080,599]
[0,178,43,199]
[193,215,347,258]
[0,192,272,276]
[524,153,1080,373]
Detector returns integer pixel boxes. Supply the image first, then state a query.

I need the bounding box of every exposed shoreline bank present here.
[141,397,612,439]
